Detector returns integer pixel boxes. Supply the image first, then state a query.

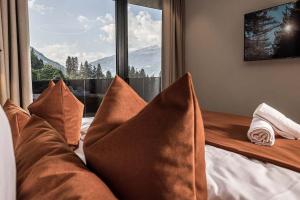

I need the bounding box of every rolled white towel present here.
[254,103,300,140]
[247,117,275,146]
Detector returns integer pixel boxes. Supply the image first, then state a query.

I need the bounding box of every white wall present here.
[185,0,300,121]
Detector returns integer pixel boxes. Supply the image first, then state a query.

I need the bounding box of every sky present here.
[28,0,162,66]
[258,2,297,52]
[266,3,293,46]
[245,2,296,56]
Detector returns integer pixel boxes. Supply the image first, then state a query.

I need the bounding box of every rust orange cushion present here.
[16,115,117,200]
[85,76,146,146]
[28,80,84,146]
[84,74,207,200]
[37,80,55,99]
[3,99,30,148]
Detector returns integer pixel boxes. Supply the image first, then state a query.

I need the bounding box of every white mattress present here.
[76,118,300,199]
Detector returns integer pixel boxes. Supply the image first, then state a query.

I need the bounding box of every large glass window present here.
[128,0,162,101]
[29,0,116,116]
[29,0,162,115]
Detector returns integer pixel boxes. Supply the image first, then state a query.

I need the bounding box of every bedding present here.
[203,112,300,172]
[203,111,300,172]
[0,106,16,200]
[35,80,55,99]
[74,117,94,164]
[85,75,146,143]
[9,75,297,199]
[206,145,300,200]
[28,80,84,146]
[78,120,300,200]
[3,100,30,148]
[84,74,207,200]
[16,115,117,200]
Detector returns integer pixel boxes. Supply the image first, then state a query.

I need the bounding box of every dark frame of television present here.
[244,1,300,61]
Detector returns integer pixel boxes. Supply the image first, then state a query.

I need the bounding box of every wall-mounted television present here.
[244,1,300,61]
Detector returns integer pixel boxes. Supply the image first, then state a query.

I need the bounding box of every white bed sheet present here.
[74,117,94,164]
[206,145,300,200]
[76,118,300,200]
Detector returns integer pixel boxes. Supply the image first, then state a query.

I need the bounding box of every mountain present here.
[90,45,161,76]
[31,45,161,77]
[31,47,66,74]
[90,54,117,75]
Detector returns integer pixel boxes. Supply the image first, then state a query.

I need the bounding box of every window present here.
[29,0,115,116]
[128,0,162,101]
[29,0,162,115]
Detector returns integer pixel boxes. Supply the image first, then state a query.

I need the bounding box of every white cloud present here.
[77,14,115,33]
[128,10,162,51]
[99,24,115,43]
[77,15,91,32]
[97,14,115,43]
[77,15,89,23]
[96,14,114,24]
[98,10,161,51]
[28,0,53,15]
[38,43,106,66]
[32,10,161,66]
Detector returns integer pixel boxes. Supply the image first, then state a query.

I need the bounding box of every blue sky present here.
[265,3,294,47]
[28,0,162,66]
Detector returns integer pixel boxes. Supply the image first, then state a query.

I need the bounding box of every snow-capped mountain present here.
[91,45,161,76]
[31,45,161,77]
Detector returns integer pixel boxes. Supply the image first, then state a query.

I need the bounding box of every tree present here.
[32,64,64,81]
[273,3,300,58]
[78,60,94,79]
[135,69,140,77]
[129,66,136,78]
[245,10,279,60]
[139,69,146,78]
[31,49,44,70]
[80,61,88,79]
[106,70,112,79]
[84,61,93,79]
[66,56,72,77]
[96,64,104,79]
[91,65,97,79]
[71,57,79,78]
[31,69,39,81]
[79,62,85,79]
[66,56,78,79]
[41,65,65,80]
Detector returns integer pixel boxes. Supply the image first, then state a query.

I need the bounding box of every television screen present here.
[244,1,300,61]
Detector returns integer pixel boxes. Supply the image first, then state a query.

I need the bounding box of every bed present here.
[76,114,300,200]
[4,73,299,199]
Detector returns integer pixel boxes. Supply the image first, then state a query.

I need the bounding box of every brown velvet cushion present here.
[28,80,84,146]
[15,115,117,200]
[3,99,30,148]
[84,74,207,200]
[37,80,55,99]
[85,76,146,147]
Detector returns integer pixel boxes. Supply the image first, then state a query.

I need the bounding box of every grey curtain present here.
[162,0,185,89]
[0,0,32,108]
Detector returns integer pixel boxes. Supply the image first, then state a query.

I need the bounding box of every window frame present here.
[115,0,162,82]
[116,0,129,81]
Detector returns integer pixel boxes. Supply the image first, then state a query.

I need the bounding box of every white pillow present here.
[0,106,16,200]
